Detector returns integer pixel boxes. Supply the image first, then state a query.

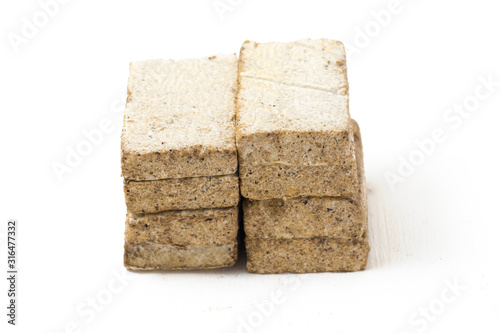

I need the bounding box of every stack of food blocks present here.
[236,39,369,273]
[121,56,240,270]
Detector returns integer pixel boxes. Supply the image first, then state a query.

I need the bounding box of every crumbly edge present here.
[239,162,358,200]
[243,196,366,239]
[125,206,239,246]
[124,174,240,214]
[121,145,238,180]
[236,129,353,166]
[238,119,361,200]
[245,237,369,274]
[124,243,238,271]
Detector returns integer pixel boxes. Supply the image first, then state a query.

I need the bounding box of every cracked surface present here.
[236,39,352,167]
[239,39,348,95]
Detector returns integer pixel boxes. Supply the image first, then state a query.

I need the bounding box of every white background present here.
[1,0,499,332]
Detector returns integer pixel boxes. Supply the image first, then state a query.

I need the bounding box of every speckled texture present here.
[239,39,348,95]
[243,196,365,239]
[239,161,358,200]
[236,39,353,166]
[121,55,238,180]
[243,120,367,238]
[245,238,369,273]
[125,207,239,246]
[124,174,240,214]
[125,243,237,270]
[239,120,361,199]
[236,77,352,166]
[124,207,239,270]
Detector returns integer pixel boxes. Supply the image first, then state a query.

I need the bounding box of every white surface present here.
[1,0,499,332]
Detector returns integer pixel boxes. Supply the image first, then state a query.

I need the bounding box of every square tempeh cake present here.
[121,56,239,181]
[124,207,239,270]
[124,174,240,214]
[245,238,369,274]
[236,39,359,199]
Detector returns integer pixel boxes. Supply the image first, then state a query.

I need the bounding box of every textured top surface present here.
[239,39,348,94]
[237,77,349,135]
[237,39,350,137]
[122,55,238,157]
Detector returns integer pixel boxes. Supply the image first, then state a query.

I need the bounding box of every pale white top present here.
[239,39,348,95]
[238,39,350,135]
[122,55,238,154]
[238,77,350,134]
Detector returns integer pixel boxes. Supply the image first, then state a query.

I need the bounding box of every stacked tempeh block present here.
[236,39,369,273]
[121,56,240,270]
